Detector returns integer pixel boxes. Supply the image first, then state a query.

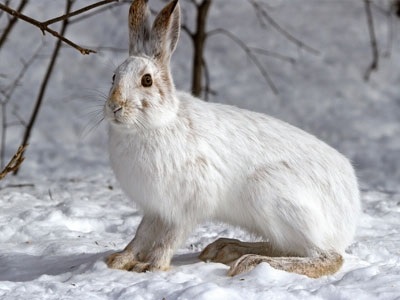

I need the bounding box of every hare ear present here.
[128,0,151,56]
[150,0,180,63]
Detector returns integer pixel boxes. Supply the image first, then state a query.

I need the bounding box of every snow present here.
[1,0,400,299]
[1,182,400,299]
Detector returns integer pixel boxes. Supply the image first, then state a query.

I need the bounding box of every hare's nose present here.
[108,102,123,115]
[113,106,122,115]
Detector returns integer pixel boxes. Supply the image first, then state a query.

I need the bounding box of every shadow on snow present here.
[0,251,203,282]
[0,251,110,282]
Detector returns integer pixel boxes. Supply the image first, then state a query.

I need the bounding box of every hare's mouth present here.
[109,117,134,129]
[107,111,125,125]
[105,114,122,125]
[111,118,123,125]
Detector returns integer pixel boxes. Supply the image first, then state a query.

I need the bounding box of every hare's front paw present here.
[106,251,168,272]
[106,251,135,270]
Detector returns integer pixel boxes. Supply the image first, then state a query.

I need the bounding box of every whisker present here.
[81,108,104,119]
[80,114,105,141]
[76,100,105,119]
[76,88,109,102]
[78,99,106,140]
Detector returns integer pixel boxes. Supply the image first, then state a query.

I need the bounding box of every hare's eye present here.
[141,74,153,87]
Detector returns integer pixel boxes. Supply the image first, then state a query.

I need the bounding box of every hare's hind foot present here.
[106,251,168,273]
[228,251,343,278]
[199,238,281,265]
[199,238,343,278]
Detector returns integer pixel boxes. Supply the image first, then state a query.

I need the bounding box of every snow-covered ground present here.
[1,176,400,299]
[1,0,400,299]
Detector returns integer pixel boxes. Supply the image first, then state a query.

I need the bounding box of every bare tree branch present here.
[0,0,11,19]
[383,2,395,59]
[0,0,117,55]
[0,43,44,168]
[247,0,319,55]
[0,44,44,102]
[181,24,194,38]
[364,0,379,80]
[385,0,399,57]
[250,47,295,64]
[43,0,118,26]
[0,145,26,180]
[208,28,278,95]
[14,0,74,174]
[365,0,396,58]
[80,45,126,53]
[395,0,400,17]
[69,0,131,25]
[0,0,28,48]
[2,183,35,189]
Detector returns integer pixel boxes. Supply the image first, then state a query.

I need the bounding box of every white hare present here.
[104,0,360,278]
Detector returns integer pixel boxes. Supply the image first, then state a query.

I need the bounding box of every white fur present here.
[104,0,360,271]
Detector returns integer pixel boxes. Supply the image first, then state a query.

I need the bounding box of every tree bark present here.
[191,0,211,98]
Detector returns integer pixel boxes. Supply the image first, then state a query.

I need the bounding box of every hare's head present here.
[105,0,180,131]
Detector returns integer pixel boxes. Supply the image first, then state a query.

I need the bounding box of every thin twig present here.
[0,0,28,48]
[0,104,6,169]
[14,0,73,174]
[0,43,44,168]
[384,0,400,58]
[384,1,396,57]
[250,47,295,64]
[247,0,319,55]
[1,183,35,189]
[69,0,131,24]
[76,45,126,53]
[43,0,118,26]
[364,0,379,80]
[0,145,26,180]
[0,43,44,102]
[181,24,194,38]
[0,0,11,19]
[208,28,278,94]
[0,1,108,55]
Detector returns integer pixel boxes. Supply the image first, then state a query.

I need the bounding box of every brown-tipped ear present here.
[129,0,151,56]
[150,0,180,63]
